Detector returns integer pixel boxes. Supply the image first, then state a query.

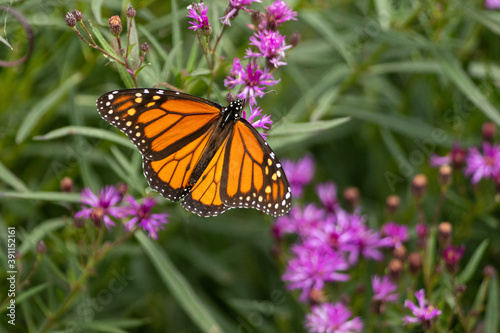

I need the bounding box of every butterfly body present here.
[97,88,291,217]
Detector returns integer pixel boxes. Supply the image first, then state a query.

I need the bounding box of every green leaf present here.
[271,118,350,136]
[170,0,182,69]
[457,240,489,284]
[19,218,66,254]
[485,274,499,333]
[0,191,81,203]
[135,232,224,333]
[0,283,49,312]
[91,0,105,25]
[434,51,500,126]
[301,11,355,68]
[15,72,84,143]
[33,126,135,150]
[0,161,29,192]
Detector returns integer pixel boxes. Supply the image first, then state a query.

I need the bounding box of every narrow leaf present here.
[0,161,29,192]
[0,191,81,203]
[485,274,499,333]
[135,232,224,333]
[457,240,489,284]
[19,218,66,254]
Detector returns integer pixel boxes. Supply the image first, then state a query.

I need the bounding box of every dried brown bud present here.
[251,10,263,27]
[60,177,74,193]
[388,258,403,281]
[439,164,452,186]
[116,182,128,199]
[65,12,76,28]
[90,207,105,227]
[343,186,360,209]
[438,221,452,245]
[483,265,497,277]
[72,9,82,21]
[109,15,123,36]
[308,289,326,306]
[290,31,301,47]
[482,122,496,143]
[141,42,149,52]
[36,240,46,254]
[127,6,136,18]
[411,174,427,200]
[393,245,406,261]
[408,252,422,275]
[385,195,400,215]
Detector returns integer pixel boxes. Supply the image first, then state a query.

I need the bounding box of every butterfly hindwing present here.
[181,137,230,216]
[220,120,292,217]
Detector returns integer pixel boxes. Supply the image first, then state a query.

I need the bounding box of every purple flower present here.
[273,203,325,238]
[486,0,500,9]
[264,0,298,30]
[465,142,500,184]
[243,104,273,138]
[382,222,409,248]
[246,30,292,67]
[305,302,363,333]
[281,154,315,197]
[283,244,349,302]
[220,0,261,25]
[443,244,465,273]
[316,181,339,212]
[123,196,169,240]
[430,142,466,169]
[371,275,398,303]
[403,289,442,327]
[349,226,392,264]
[75,186,127,230]
[187,3,210,32]
[224,58,279,105]
[303,214,357,256]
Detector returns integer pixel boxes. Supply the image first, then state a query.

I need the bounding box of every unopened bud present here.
[411,174,427,200]
[60,177,74,193]
[388,258,403,281]
[109,15,123,36]
[127,6,136,18]
[483,265,496,277]
[408,252,422,275]
[116,182,128,199]
[308,289,326,306]
[90,207,105,227]
[438,221,452,245]
[385,195,400,215]
[482,122,496,142]
[251,10,263,27]
[343,186,360,209]
[393,245,406,261]
[290,31,301,47]
[141,42,149,52]
[439,164,452,186]
[72,9,82,21]
[65,12,76,28]
[36,240,46,254]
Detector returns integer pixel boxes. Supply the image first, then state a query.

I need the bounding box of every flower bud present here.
[116,182,128,199]
[411,174,427,200]
[72,9,82,21]
[388,258,403,281]
[483,265,496,277]
[60,177,74,193]
[36,240,46,254]
[127,6,136,18]
[290,31,301,47]
[141,42,149,52]
[109,15,123,36]
[443,244,465,274]
[65,12,76,28]
[385,195,400,215]
[308,289,326,306]
[251,10,263,27]
[343,186,360,210]
[482,122,496,142]
[438,221,452,245]
[408,252,422,275]
[439,164,452,187]
[451,143,466,169]
[90,207,105,227]
[416,223,428,249]
[393,245,406,261]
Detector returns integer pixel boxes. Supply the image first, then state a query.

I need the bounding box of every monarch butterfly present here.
[97,88,292,217]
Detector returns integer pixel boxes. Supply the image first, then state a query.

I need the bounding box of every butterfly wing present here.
[220,120,292,217]
[97,88,222,202]
[181,136,230,217]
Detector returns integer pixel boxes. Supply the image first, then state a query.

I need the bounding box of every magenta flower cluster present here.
[430,127,500,185]
[275,155,416,332]
[75,184,169,239]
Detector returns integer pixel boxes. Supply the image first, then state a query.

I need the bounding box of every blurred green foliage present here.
[0,0,499,332]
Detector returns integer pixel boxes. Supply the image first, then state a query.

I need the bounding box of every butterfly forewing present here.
[220,120,292,217]
[97,89,221,160]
